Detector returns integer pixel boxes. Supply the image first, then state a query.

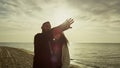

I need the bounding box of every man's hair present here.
[41,21,50,29]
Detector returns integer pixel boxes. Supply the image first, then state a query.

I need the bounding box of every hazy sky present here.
[0,0,120,43]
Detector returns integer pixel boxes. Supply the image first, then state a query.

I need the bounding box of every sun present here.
[51,7,73,25]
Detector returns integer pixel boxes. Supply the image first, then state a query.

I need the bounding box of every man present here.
[33,18,74,68]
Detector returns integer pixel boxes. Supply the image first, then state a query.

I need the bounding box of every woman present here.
[50,28,70,68]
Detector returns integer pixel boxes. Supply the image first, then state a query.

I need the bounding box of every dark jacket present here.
[33,31,52,68]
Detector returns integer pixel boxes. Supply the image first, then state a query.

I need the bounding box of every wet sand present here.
[0,46,80,68]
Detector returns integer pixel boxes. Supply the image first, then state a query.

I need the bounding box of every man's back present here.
[33,33,52,68]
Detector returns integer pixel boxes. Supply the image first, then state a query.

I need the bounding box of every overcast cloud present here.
[0,0,120,42]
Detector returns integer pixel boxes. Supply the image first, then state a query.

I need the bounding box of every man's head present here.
[41,21,51,32]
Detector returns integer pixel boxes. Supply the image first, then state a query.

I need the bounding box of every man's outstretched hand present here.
[58,18,74,31]
[65,18,74,29]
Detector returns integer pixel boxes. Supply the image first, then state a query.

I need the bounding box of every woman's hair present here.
[59,33,69,46]
[52,28,68,46]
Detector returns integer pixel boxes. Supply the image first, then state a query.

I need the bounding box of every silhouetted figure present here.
[33,18,74,68]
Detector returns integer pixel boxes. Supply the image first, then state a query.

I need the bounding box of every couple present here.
[33,18,74,68]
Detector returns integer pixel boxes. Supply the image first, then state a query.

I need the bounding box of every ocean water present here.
[69,43,120,68]
[0,42,120,68]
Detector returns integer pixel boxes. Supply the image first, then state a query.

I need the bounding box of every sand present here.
[0,46,33,68]
[0,46,81,68]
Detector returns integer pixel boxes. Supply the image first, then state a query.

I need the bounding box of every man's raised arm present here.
[56,18,74,31]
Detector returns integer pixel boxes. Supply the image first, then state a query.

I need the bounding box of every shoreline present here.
[0,46,95,68]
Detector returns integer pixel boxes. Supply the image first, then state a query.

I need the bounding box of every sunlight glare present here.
[52,7,73,25]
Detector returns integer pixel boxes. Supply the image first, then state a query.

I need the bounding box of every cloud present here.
[66,0,120,33]
[67,0,120,21]
[0,0,44,32]
[0,0,42,18]
[68,0,120,14]
[0,0,120,42]
[109,20,120,29]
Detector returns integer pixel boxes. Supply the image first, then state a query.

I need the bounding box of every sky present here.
[0,0,120,43]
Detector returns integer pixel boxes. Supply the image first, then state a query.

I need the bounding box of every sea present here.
[0,42,120,68]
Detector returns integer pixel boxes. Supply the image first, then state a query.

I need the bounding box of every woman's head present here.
[52,28,68,45]
[53,28,62,40]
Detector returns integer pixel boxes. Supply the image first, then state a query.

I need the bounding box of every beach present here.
[0,46,33,68]
[0,43,120,68]
[0,46,82,68]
